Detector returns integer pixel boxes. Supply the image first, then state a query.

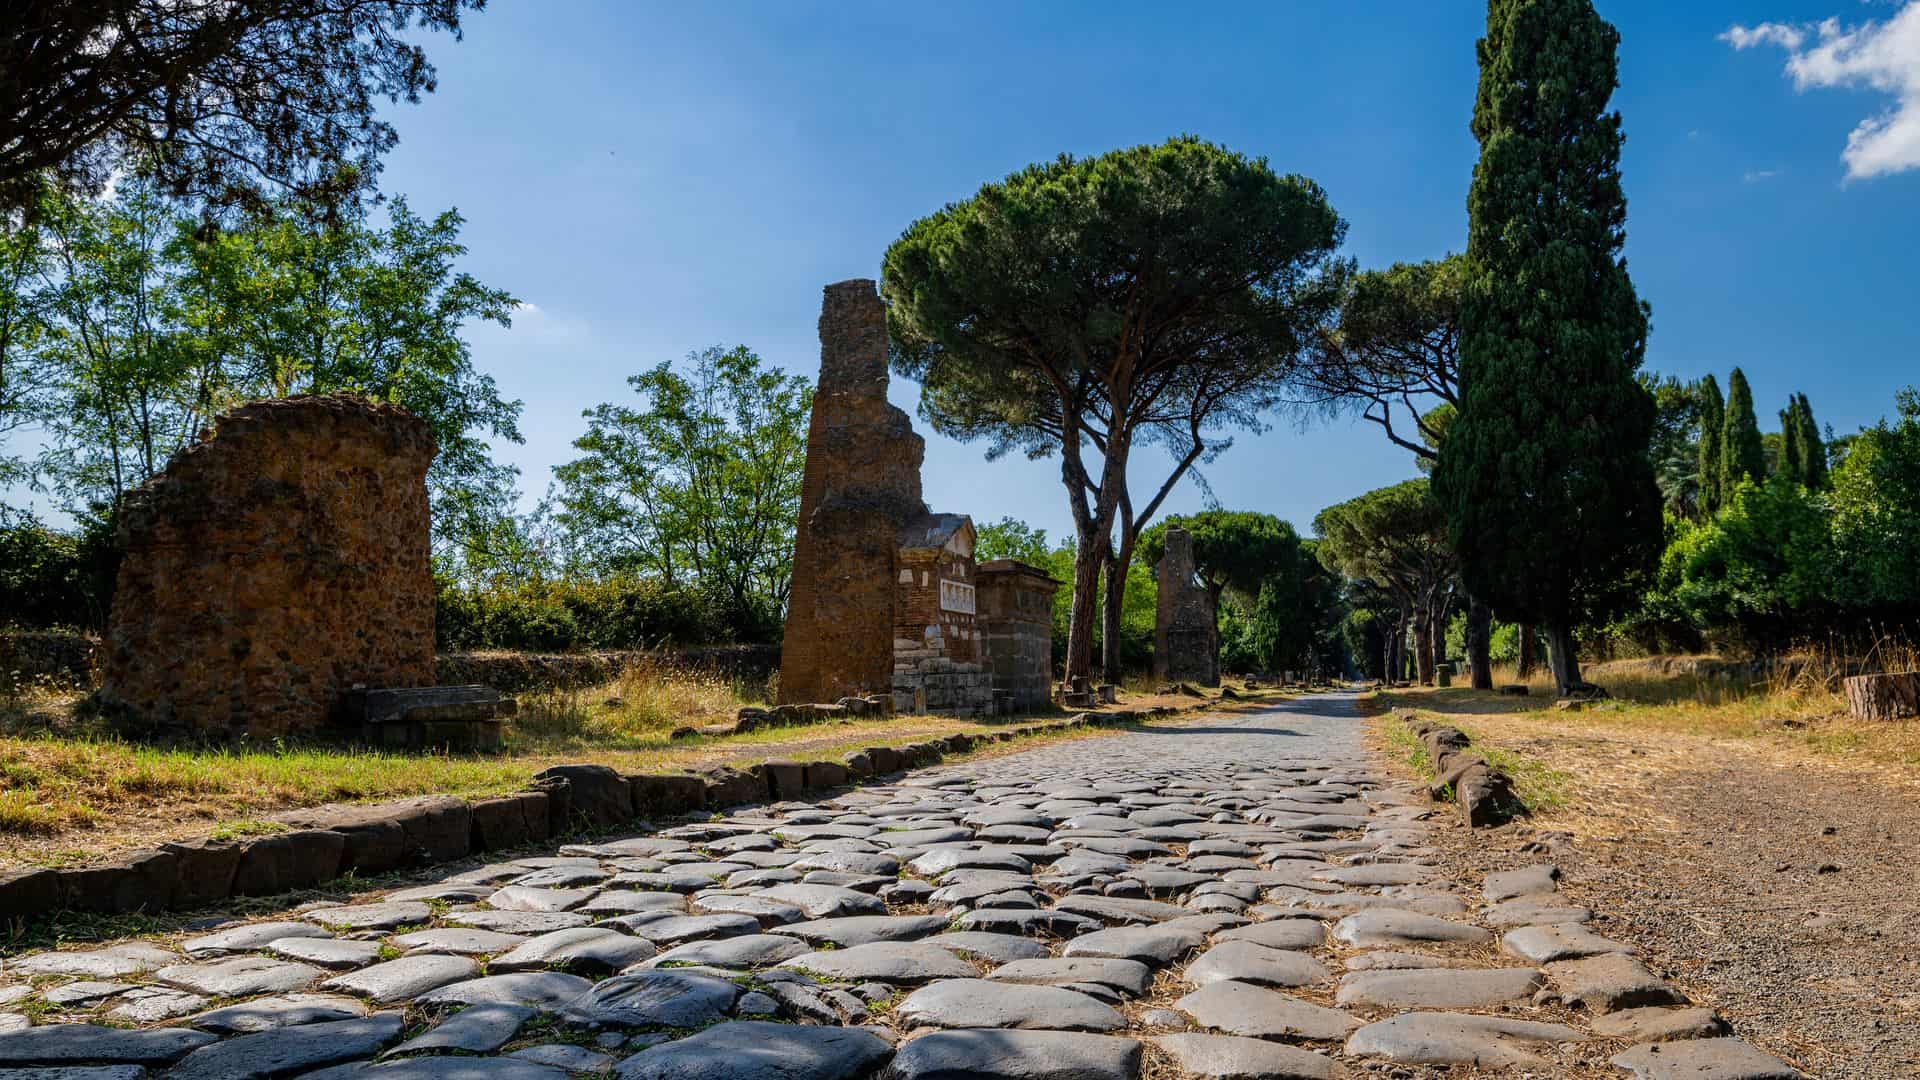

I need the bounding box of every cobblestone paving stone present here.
[0,693,1810,1078]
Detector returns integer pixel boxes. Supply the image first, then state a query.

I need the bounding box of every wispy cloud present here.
[1743,168,1782,183]
[1722,3,1920,180]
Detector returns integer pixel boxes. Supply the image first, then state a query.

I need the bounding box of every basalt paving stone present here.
[511,1044,616,1072]
[390,928,529,955]
[266,937,386,969]
[690,894,807,925]
[1183,941,1331,988]
[909,847,1035,877]
[42,980,133,1006]
[893,978,1127,1032]
[1502,922,1637,964]
[1343,951,1471,971]
[770,914,951,948]
[1591,1006,1732,1042]
[10,943,182,977]
[1344,1012,1584,1068]
[579,891,691,916]
[605,911,762,945]
[924,932,1052,964]
[1484,864,1561,902]
[642,934,810,969]
[490,928,659,974]
[1486,897,1594,927]
[781,942,980,984]
[384,1002,532,1055]
[750,884,888,919]
[0,1024,218,1066]
[790,850,901,876]
[614,1020,894,1080]
[157,955,325,997]
[304,1058,571,1079]
[165,1014,405,1080]
[1215,919,1328,950]
[184,923,330,958]
[1545,953,1688,1013]
[321,955,479,1004]
[558,970,739,1029]
[1331,909,1492,947]
[189,993,370,1034]
[1150,1032,1342,1080]
[1173,980,1361,1042]
[987,957,1153,997]
[1610,1038,1806,1079]
[412,971,593,1010]
[1061,922,1207,965]
[306,901,434,931]
[883,1027,1143,1080]
[489,885,601,912]
[103,987,209,1024]
[1335,968,1546,1010]
[384,883,493,904]
[1051,895,1191,925]
[512,865,613,889]
[0,1068,149,1080]
[956,908,1102,939]
[446,910,591,935]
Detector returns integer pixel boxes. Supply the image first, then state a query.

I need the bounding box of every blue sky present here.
[75,1,1920,539]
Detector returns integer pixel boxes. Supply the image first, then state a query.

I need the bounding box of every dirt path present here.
[1377,702,1920,1079]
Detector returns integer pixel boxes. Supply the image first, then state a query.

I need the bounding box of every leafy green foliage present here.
[6,174,524,564]
[1432,0,1662,685]
[1,1,483,212]
[434,574,722,652]
[1719,367,1765,494]
[1696,374,1724,515]
[0,506,117,630]
[1137,511,1301,609]
[552,345,809,641]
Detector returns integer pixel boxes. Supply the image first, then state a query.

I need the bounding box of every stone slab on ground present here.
[881,1030,1142,1080]
[1150,1032,1341,1080]
[893,978,1127,1032]
[1344,1012,1584,1068]
[1610,1037,1805,1079]
[613,1020,894,1080]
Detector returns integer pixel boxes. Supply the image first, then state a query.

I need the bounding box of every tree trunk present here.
[1843,672,1920,721]
[1063,529,1104,685]
[1546,622,1581,695]
[1099,542,1124,685]
[1411,601,1434,686]
[1465,597,1493,690]
[1517,623,1537,678]
[1429,590,1449,678]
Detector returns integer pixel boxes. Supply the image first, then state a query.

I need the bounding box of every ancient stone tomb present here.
[97,395,440,739]
[1154,524,1219,687]
[779,280,1060,716]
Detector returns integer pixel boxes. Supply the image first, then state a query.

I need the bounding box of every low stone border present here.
[0,629,96,688]
[0,704,1199,927]
[1400,711,1527,827]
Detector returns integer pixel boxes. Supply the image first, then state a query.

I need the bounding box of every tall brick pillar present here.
[1154,525,1219,687]
[778,280,928,704]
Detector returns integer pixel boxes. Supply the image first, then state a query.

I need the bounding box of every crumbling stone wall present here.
[97,395,437,738]
[1154,525,1219,687]
[977,559,1061,711]
[779,280,930,705]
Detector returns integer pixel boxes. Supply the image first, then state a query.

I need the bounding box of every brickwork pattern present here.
[97,395,436,738]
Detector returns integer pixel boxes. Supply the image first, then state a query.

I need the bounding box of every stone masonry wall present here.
[778,280,929,705]
[97,395,437,738]
[977,559,1061,711]
[892,519,991,717]
[1154,524,1219,687]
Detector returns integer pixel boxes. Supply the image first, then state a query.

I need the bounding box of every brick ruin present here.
[976,559,1063,711]
[779,280,1059,716]
[1154,524,1220,687]
[97,395,439,738]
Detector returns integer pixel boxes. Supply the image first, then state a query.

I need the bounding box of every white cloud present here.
[1723,3,1920,179]
[1743,168,1782,182]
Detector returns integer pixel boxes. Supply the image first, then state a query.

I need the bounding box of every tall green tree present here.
[1,0,485,212]
[1793,393,1827,489]
[1696,373,1724,515]
[1720,367,1765,495]
[1138,510,1301,619]
[1431,0,1662,694]
[884,136,1347,682]
[553,345,811,638]
[1778,400,1802,486]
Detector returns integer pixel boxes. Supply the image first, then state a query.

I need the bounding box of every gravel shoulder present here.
[1370,694,1920,1079]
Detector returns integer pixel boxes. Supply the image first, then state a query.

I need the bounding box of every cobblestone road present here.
[0,693,1806,1078]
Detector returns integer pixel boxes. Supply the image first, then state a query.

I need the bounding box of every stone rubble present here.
[0,692,1806,1079]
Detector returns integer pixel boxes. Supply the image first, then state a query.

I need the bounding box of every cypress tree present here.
[1779,402,1802,485]
[1796,393,1827,488]
[1696,374,1724,514]
[1432,0,1662,695]
[1720,367,1765,494]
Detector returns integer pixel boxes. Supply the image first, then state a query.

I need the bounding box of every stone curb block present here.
[1399,712,1527,827]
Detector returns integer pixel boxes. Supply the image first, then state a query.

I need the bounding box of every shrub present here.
[435,574,730,652]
